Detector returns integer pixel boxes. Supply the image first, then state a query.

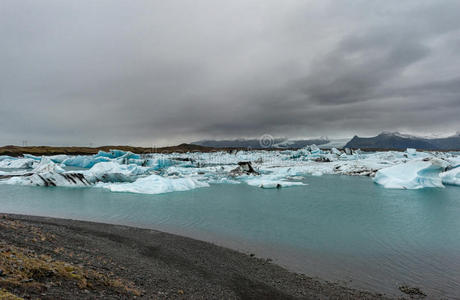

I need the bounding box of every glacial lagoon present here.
[1,175,460,298]
[1,148,460,298]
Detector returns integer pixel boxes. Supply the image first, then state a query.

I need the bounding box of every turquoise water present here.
[1,175,459,298]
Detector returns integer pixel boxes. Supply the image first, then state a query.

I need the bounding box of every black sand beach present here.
[0,214,393,299]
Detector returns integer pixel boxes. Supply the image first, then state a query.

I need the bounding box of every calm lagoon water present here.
[1,175,459,298]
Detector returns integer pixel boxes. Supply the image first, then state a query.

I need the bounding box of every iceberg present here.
[406,148,417,155]
[373,159,446,189]
[0,158,37,169]
[0,155,13,162]
[440,167,460,186]
[95,149,141,160]
[23,154,42,161]
[3,157,91,187]
[48,155,69,164]
[83,162,149,183]
[246,178,305,189]
[97,174,209,194]
[331,148,342,155]
[243,171,306,189]
[33,157,65,173]
[62,156,111,168]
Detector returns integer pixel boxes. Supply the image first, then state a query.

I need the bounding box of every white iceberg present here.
[440,167,460,186]
[246,178,305,189]
[83,162,149,183]
[243,171,306,189]
[0,158,37,169]
[97,174,209,194]
[3,157,90,187]
[32,157,65,173]
[373,159,446,189]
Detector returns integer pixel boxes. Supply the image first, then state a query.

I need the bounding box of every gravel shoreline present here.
[0,213,392,299]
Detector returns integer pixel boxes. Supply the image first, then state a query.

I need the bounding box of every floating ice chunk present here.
[33,157,65,173]
[208,178,241,184]
[246,178,305,189]
[331,148,342,155]
[95,149,141,160]
[310,144,320,153]
[6,172,90,187]
[243,171,306,189]
[373,159,446,189]
[84,162,148,183]
[114,152,142,164]
[2,157,90,187]
[152,158,177,170]
[440,167,460,186]
[62,156,111,168]
[447,157,460,169]
[94,150,113,158]
[23,154,41,161]
[98,174,209,194]
[406,148,417,155]
[48,155,69,164]
[0,158,37,169]
[230,161,259,176]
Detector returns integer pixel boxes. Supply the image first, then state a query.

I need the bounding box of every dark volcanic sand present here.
[0,214,392,299]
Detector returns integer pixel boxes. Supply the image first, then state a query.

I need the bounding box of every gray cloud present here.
[1,0,459,146]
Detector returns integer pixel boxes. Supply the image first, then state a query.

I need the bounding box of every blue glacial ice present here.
[62,156,112,168]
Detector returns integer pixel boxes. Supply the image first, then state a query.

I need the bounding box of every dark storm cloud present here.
[1,0,459,146]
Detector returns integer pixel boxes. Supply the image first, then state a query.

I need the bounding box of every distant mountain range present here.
[192,132,460,150]
[344,132,460,150]
[191,138,330,149]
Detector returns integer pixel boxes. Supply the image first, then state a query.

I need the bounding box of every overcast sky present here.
[1,0,460,146]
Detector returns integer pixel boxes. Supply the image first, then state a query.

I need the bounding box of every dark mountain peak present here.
[345,132,460,150]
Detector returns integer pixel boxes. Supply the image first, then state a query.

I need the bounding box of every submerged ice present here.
[0,147,459,194]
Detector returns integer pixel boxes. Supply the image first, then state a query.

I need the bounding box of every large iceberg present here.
[83,162,149,183]
[373,159,447,189]
[97,174,209,194]
[3,157,91,187]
